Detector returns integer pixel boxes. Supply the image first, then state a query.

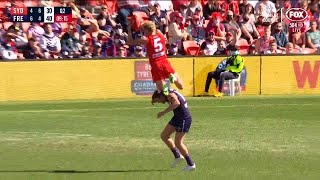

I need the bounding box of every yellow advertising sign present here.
[194,56,261,96]
[0,58,194,101]
[261,55,320,94]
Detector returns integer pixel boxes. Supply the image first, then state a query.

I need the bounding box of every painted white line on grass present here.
[0,103,316,113]
[1,131,92,137]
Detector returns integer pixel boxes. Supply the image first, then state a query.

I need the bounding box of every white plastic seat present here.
[224,74,241,96]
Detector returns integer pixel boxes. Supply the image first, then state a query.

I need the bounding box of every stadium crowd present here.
[0,0,320,60]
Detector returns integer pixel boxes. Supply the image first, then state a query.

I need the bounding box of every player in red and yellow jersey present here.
[127,19,183,94]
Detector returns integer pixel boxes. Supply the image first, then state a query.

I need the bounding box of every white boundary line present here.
[0,103,316,113]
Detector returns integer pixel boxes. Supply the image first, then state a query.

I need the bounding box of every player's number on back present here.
[154,37,163,53]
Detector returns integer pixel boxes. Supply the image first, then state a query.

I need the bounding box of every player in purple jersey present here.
[151,89,196,171]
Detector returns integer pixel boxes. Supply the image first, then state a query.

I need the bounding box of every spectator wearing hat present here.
[61,23,81,58]
[222,11,242,40]
[150,3,168,35]
[200,30,218,55]
[167,43,181,56]
[96,5,117,30]
[131,45,146,57]
[272,22,288,51]
[168,12,188,46]
[306,21,320,52]
[203,0,222,20]
[205,12,226,41]
[240,13,260,44]
[189,14,206,43]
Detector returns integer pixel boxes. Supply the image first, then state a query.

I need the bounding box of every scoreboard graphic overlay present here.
[10,6,72,23]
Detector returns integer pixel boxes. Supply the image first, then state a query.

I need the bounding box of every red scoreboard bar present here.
[10,6,72,23]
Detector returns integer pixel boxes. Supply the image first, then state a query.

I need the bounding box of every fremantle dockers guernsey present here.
[169,89,191,119]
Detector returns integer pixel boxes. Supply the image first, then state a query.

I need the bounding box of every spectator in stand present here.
[0,33,18,60]
[255,26,275,54]
[306,21,320,52]
[284,42,297,54]
[51,23,63,38]
[116,0,148,33]
[116,42,129,57]
[168,12,188,47]
[292,31,306,49]
[203,0,222,20]
[79,45,92,58]
[200,30,218,55]
[266,40,283,54]
[179,3,189,18]
[167,43,181,56]
[77,7,110,38]
[40,0,53,7]
[248,44,258,55]
[220,0,240,18]
[39,23,61,58]
[272,22,288,51]
[92,42,103,58]
[222,11,242,40]
[243,3,255,23]
[186,0,203,19]
[239,0,251,16]
[150,3,168,35]
[225,32,234,46]
[240,13,260,44]
[309,1,319,20]
[27,23,45,42]
[172,0,189,11]
[205,12,226,41]
[60,23,81,58]
[189,14,206,44]
[149,0,174,13]
[214,40,227,55]
[299,0,313,32]
[7,25,28,48]
[96,5,117,31]
[254,0,277,24]
[131,45,146,57]
[20,38,45,59]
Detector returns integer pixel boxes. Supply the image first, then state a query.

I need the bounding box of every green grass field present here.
[0,96,319,180]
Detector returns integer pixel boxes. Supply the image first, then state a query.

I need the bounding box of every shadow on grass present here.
[0,169,171,173]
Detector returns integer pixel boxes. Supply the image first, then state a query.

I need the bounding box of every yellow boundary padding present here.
[0,55,319,101]
[262,55,320,95]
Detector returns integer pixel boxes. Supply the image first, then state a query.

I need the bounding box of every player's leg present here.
[160,123,182,160]
[175,132,196,171]
[171,72,183,90]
